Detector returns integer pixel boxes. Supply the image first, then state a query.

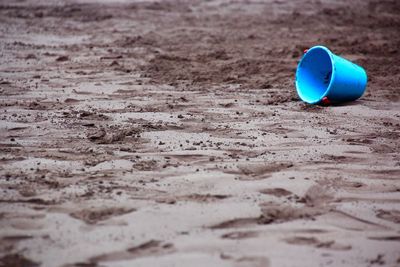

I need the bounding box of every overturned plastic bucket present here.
[295,46,367,105]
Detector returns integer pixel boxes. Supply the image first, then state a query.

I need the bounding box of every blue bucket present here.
[295,46,367,104]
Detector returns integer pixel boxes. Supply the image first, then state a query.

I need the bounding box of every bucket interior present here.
[296,47,333,103]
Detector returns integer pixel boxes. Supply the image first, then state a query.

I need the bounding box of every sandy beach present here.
[0,0,399,266]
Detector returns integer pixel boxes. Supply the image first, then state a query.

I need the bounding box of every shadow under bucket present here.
[295,46,368,105]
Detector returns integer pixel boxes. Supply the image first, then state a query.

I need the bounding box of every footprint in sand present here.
[221,230,259,240]
[89,240,175,264]
[70,207,136,224]
[284,236,352,251]
[226,162,293,180]
[375,209,400,224]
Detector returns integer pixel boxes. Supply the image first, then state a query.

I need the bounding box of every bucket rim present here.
[295,45,335,104]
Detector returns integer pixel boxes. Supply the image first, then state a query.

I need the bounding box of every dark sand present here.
[0,0,399,266]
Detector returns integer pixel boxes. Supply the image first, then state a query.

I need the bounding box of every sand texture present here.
[0,0,400,266]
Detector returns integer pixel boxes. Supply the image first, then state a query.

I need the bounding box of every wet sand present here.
[0,0,400,266]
